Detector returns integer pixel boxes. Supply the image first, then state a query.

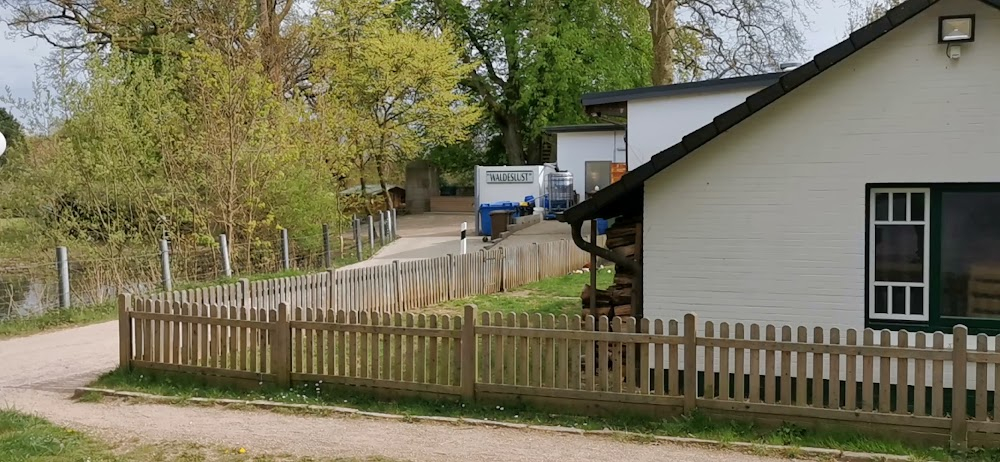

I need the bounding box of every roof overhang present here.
[544,123,625,134]
[581,72,785,116]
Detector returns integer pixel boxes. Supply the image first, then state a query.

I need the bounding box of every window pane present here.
[940,191,1000,319]
[892,193,907,221]
[891,286,906,314]
[911,193,925,221]
[874,286,888,314]
[910,287,924,315]
[875,193,889,221]
[874,225,924,282]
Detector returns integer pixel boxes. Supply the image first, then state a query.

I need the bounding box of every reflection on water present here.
[0,275,50,318]
[0,273,154,320]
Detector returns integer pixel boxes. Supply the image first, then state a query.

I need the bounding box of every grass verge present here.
[415,268,614,316]
[0,408,402,461]
[90,368,997,462]
[0,302,118,339]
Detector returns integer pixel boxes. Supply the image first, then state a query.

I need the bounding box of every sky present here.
[0,1,854,123]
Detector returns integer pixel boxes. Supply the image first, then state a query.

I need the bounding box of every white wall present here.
[554,130,626,199]
[627,88,766,170]
[641,0,1000,368]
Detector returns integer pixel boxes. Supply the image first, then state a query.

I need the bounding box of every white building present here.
[581,73,780,170]
[544,124,626,201]
[563,0,1000,344]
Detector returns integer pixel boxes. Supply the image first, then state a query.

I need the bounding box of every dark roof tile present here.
[745,84,786,113]
[713,103,753,133]
[814,40,856,71]
[682,123,719,152]
[779,61,821,92]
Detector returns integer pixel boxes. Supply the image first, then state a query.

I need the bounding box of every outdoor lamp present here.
[939,15,974,60]
[939,15,975,43]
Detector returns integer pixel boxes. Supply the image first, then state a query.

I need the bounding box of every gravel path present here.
[0,322,796,462]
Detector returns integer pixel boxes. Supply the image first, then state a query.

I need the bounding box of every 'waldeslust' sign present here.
[486,170,534,184]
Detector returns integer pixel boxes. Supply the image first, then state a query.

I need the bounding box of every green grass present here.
[90,368,997,461]
[420,268,614,316]
[0,302,118,339]
[0,408,405,461]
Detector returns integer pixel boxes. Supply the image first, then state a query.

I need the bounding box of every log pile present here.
[580,215,640,318]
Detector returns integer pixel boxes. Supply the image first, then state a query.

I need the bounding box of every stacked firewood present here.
[580,215,640,318]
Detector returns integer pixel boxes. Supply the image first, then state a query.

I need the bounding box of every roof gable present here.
[561,0,1000,223]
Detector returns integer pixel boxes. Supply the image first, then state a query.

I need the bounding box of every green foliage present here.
[0,303,117,339]
[0,107,25,168]
[426,0,652,165]
[310,0,481,206]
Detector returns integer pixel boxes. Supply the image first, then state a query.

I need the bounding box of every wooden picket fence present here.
[146,240,591,314]
[119,299,1000,449]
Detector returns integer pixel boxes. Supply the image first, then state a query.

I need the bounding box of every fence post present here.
[462,304,477,400]
[281,229,290,271]
[391,208,397,239]
[274,302,292,388]
[951,325,969,451]
[118,293,132,370]
[56,246,70,308]
[379,211,386,247]
[532,242,540,283]
[219,234,232,278]
[684,313,698,414]
[447,254,456,300]
[160,239,173,292]
[323,224,332,269]
[368,215,375,251]
[327,268,336,310]
[393,260,402,311]
[354,218,363,261]
[239,278,250,309]
[498,246,507,292]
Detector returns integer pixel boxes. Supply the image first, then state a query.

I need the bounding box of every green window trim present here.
[865,183,1000,335]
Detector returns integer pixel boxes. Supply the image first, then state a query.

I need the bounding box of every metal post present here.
[391,208,398,239]
[219,234,232,277]
[460,222,468,255]
[379,211,386,247]
[590,220,597,313]
[281,228,290,270]
[354,218,363,261]
[160,239,173,292]
[323,223,332,269]
[56,246,70,308]
[368,215,375,250]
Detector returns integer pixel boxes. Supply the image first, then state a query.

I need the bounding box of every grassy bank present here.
[0,303,118,339]
[415,268,614,316]
[0,408,400,461]
[89,368,988,462]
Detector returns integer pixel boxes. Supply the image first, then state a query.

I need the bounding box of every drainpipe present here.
[569,219,642,318]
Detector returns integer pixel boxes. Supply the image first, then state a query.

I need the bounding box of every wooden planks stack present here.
[580,215,640,318]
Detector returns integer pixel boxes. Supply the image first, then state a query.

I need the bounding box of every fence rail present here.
[146,240,590,315]
[120,295,1000,450]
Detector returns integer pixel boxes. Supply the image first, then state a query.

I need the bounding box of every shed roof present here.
[581,72,783,108]
[340,184,404,196]
[560,0,1000,223]
[544,123,625,134]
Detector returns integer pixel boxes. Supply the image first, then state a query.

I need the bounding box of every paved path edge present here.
[73,387,919,462]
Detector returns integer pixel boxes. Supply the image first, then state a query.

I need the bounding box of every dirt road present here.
[0,322,795,462]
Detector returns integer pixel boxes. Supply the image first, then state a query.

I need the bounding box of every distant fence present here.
[119,296,1000,450]
[146,240,591,314]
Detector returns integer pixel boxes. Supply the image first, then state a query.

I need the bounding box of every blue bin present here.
[478,202,522,236]
[596,218,609,235]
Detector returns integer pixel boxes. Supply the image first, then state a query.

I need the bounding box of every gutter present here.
[569,219,644,320]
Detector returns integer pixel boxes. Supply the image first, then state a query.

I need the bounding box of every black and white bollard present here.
[460,221,468,255]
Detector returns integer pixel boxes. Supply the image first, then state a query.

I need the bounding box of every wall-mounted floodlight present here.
[939,15,975,60]
[939,15,975,43]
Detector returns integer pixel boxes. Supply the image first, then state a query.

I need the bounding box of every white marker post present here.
[460,222,468,255]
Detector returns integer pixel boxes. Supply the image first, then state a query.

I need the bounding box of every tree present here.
[0,0,311,95]
[645,0,813,86]
[0,108,26,168]
[422,0,652,165]
[845,0,902,30]
[310,0,481,209]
